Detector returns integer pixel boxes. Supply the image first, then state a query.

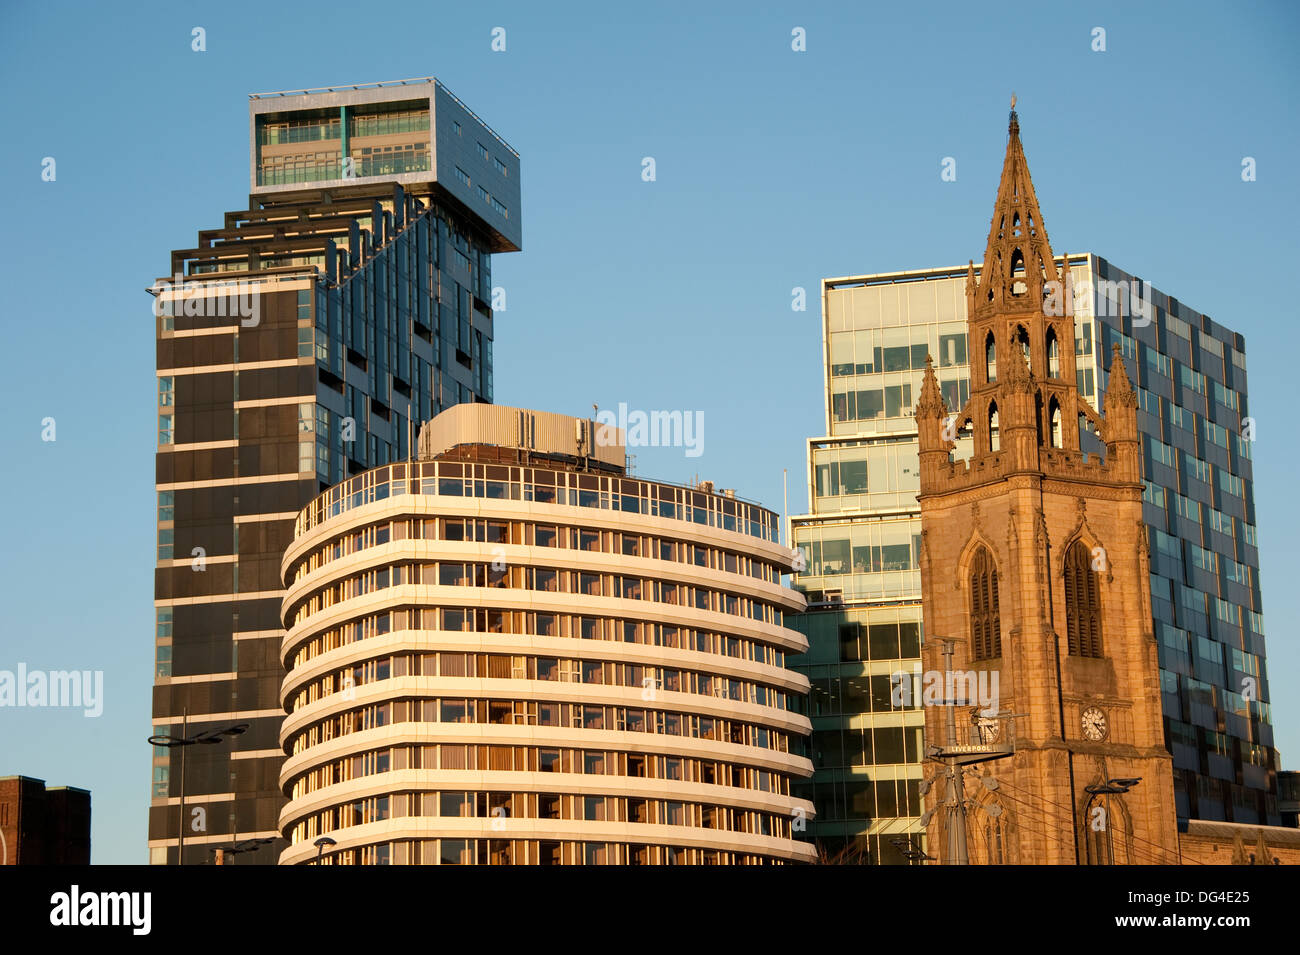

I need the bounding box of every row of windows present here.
[807,725,925,768]
[798,535,921,578]
[1167,719,1270,772]
[831,342,932,377]
[258,144,434,185]
[831,383,914,423]
[289,650,794,715]
[813,441,918,501]
[296,461,780,543]
[258,116,342,145]
[827,324,1093,382]
[291,559,785,631]
[1169,491,1242,542]
[1150,526,1256,588]
[292,516,780,589]
[288,790,794,846]
[259,159,339,186]
[288,606,790,677]
[287,698,793,759]
[1146,439,1251,509]
[455,161,511,218]
[258,108,430,146]
[306,838,785,865]
[351,109,430,138]
[300,790,792,845]
[288,742,789,803]
[795,776,923,822]
[258,150,342,182]
[832,619,923,663]
[1144,380,1246,461]
[297,519,780,587]
[1110,327,1244,419]
[804,675,921,715]
[829,323,1092,384]
[351,143,430,179]
[1163,670,1270,723]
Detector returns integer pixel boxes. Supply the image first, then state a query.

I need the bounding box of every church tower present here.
[915,105,1180,864]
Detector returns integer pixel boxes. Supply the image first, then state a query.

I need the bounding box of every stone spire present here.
[1103,343,1137,411]
[970,104,1060,319]
[916,354,952,488]
[1103,343,1142,482]
[916,354,947,420]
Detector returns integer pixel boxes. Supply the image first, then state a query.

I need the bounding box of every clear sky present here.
[0,1,1296,864]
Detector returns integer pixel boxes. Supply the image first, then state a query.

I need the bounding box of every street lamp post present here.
[147,718,249,865]
[1083,777,1141,865]
[209,837,278,865]
[314,836,337,865]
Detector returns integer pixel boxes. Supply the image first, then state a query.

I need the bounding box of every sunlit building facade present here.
[277,405,816,864]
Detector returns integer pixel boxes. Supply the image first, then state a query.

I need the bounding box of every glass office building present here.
[789,253,1276,863]
[149,78,520,864]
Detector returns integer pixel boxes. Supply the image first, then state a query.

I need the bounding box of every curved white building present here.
[278,405,816,864]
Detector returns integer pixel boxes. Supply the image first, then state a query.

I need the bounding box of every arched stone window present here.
[1050,398,1063,448]
[1046,326,1061,378]
[986,332,997,383]
[1064,540,1103,657]
[1010,248,1026,296]
[988,402,1000,453]
[970,547,1001,660]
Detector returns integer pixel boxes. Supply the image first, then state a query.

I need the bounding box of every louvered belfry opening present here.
[970,547,1002,660]
[1064,540,1104,657]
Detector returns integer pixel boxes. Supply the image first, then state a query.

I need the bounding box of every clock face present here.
[1081,706,1108,741]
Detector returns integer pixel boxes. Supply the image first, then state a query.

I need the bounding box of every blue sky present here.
[0,1,1296,864]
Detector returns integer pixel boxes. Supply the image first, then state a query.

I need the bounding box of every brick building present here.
[0,776,91,865]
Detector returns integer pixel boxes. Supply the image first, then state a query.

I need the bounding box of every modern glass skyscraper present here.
[149,78,520,864]
[789,254,1274,862]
